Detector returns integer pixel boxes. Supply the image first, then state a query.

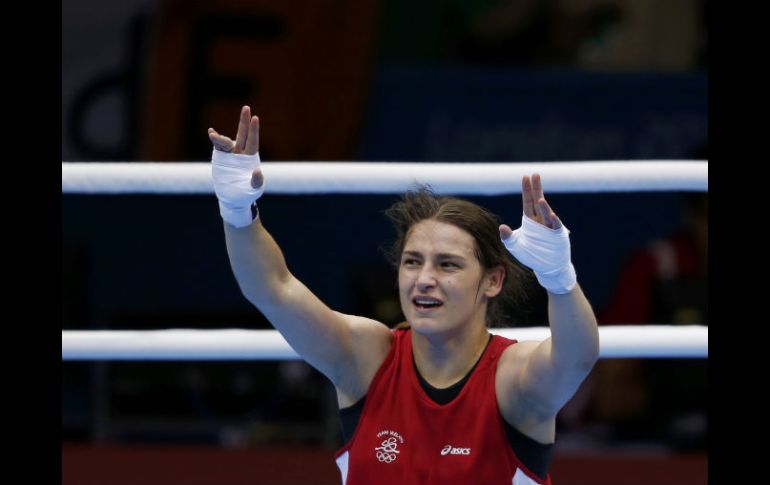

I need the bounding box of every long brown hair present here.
[383,185,538,327]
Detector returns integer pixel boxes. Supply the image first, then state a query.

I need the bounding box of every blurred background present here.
[62,0,707,483]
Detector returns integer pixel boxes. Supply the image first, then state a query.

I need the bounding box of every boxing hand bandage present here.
[502,215,577,294]
[211,148,265,228]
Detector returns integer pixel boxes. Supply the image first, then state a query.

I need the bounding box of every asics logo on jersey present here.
[441,445,471,456]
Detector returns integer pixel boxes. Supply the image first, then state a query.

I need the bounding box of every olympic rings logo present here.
[376,450,397,463]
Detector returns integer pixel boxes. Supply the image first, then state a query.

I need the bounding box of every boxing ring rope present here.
[62,161,707,194]
[61,160,708,360]
[62,326,707,360]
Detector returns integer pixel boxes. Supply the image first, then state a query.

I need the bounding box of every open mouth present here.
[412,296,444,311]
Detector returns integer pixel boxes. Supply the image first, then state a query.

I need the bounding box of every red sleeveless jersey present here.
[334,328,552,485]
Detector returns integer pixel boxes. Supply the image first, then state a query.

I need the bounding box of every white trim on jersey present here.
[336,450,350,485]
[513,467,543,485]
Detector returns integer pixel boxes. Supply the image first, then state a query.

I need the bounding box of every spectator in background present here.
[602,192,707,325]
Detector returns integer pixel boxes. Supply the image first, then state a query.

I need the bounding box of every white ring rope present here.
[62,326,707,360]
[63,160,708,361]
[62,161,707,194]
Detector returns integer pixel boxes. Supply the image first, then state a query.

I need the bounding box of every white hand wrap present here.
[211,149,265,228]
[502,215,577,294]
